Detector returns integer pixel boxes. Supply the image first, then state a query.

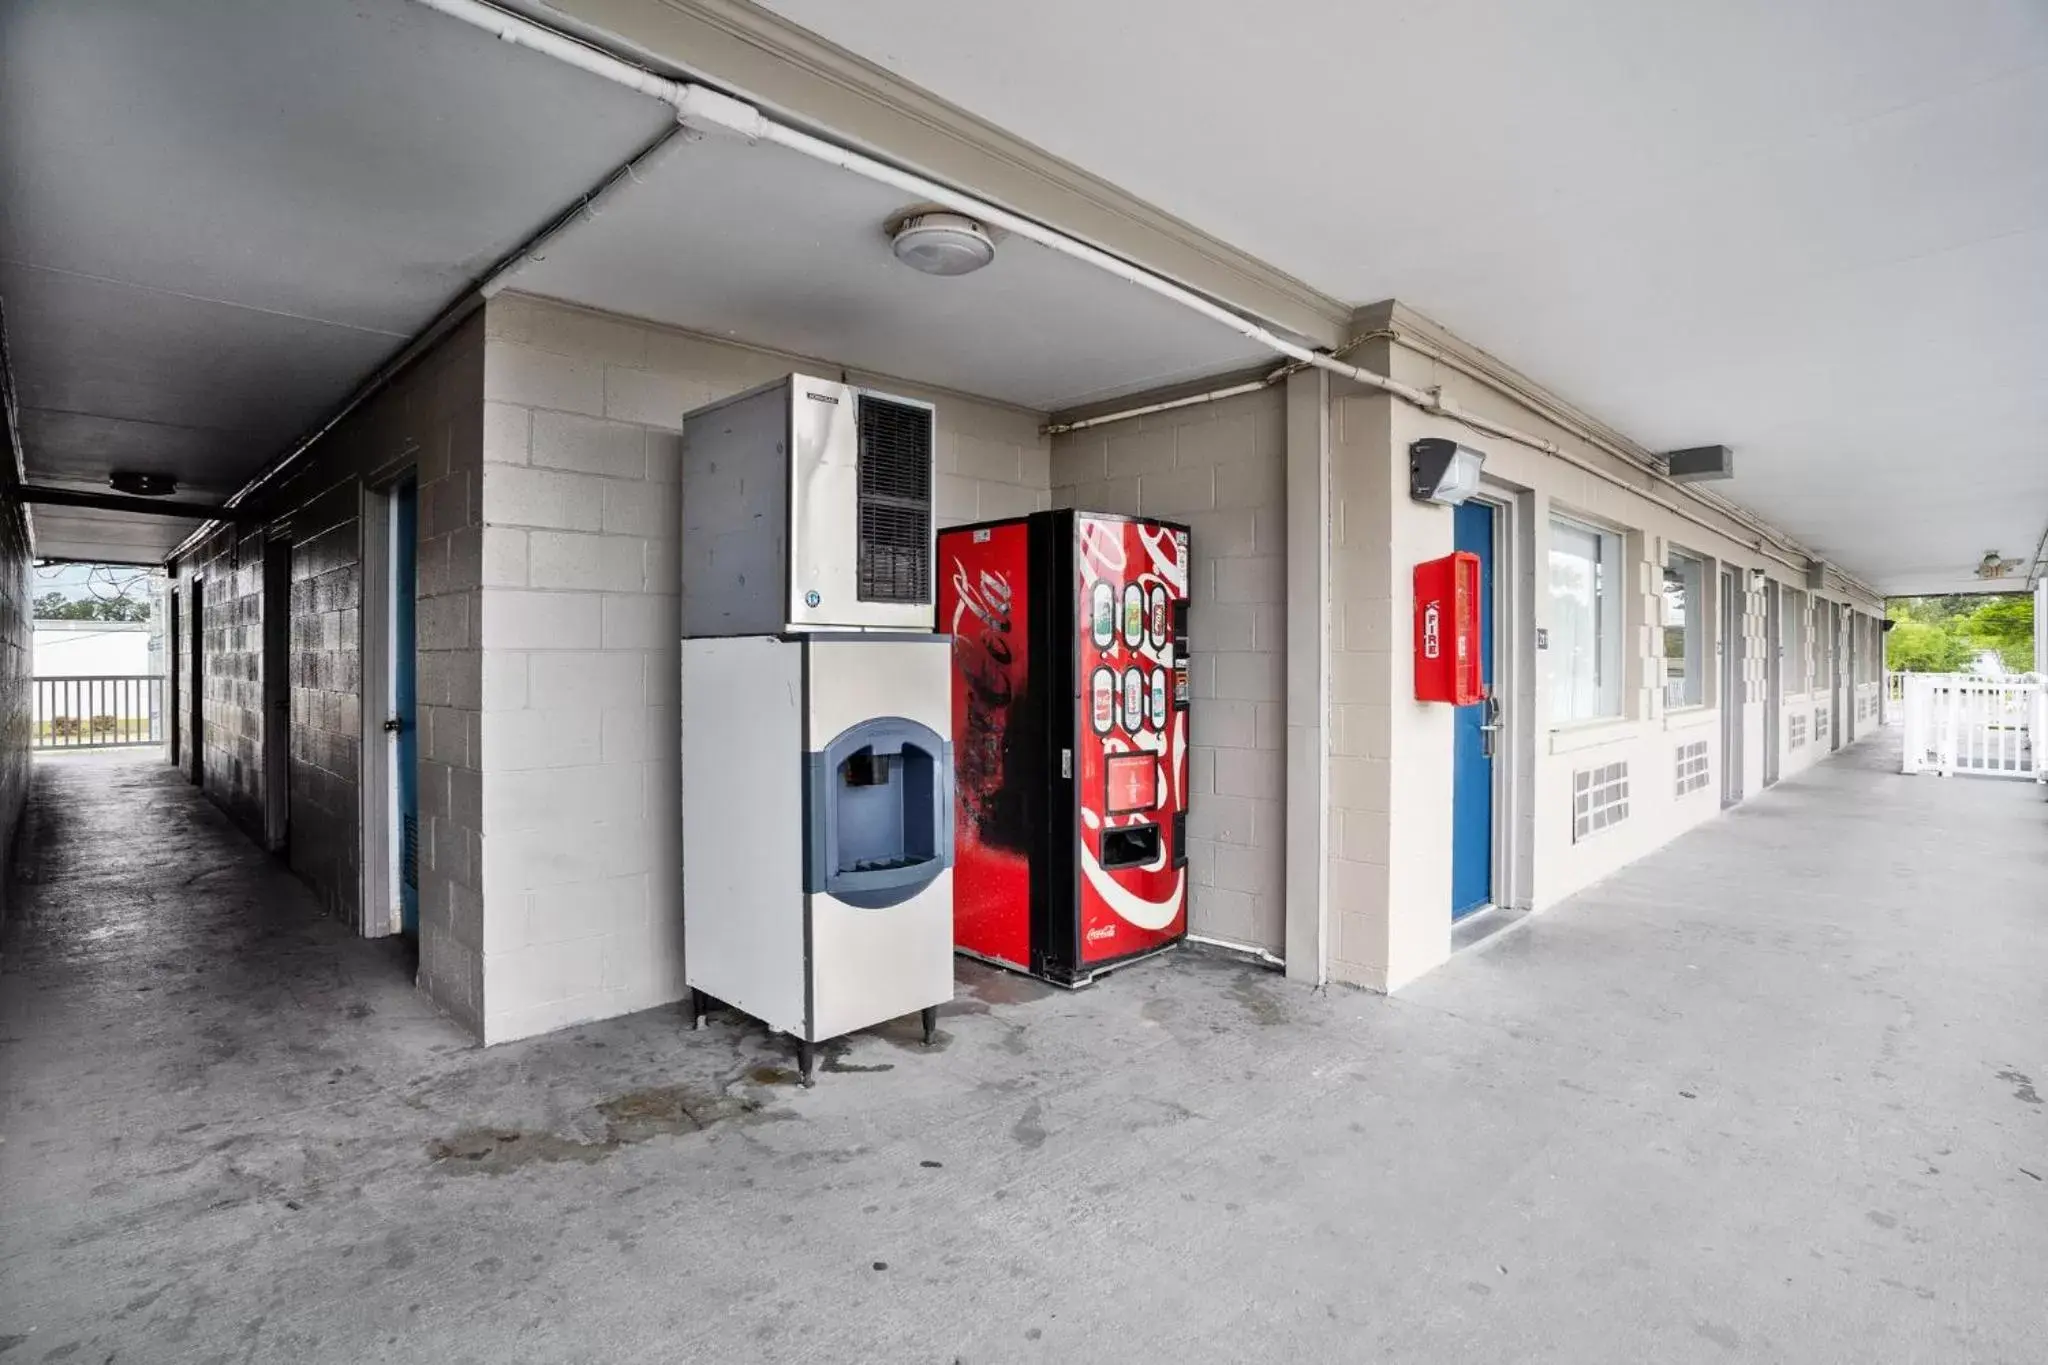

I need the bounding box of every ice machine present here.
[679,375,956,1084]
[936,510,1192,986]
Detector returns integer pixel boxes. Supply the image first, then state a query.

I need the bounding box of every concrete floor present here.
[1,737,2044,1364]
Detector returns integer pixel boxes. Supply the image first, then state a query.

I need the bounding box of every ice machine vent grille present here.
[855,395,933,604]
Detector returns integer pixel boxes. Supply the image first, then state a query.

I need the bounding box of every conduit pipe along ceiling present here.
[409,0,1870,593]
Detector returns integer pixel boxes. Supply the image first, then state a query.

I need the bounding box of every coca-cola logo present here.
[951,558,1016,831]
[1085,923,1117,942]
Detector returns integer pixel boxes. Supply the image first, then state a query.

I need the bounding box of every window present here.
[1782,590,1808,693]
[1662,551,1706,709]
[1547,517,1625,723]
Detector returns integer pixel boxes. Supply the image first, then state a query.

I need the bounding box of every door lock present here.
[1479,696,1502,759]
[382,717,405,734]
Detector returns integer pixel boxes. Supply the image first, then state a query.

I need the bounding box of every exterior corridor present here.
[1,737,2043,1363]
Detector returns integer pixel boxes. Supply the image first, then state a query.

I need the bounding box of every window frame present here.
[1782,589,1809,694]
[1545,513,1627,726]
[1661,548,1707,711]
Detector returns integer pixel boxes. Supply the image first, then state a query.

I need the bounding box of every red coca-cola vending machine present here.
[937,510,1191,985]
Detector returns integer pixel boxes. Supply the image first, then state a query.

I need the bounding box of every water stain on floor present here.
[1994,1069,2041,1105]
[1228,970,1286,1026]
[963,966,1056,1007]
[428,1083,778,1174]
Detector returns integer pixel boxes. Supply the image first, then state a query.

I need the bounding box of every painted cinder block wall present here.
[170,317,487,1027]
[0,487,31,931]
[472,292,1050,1043]
[1322,322,1884,991]
[1049,387,1290,955]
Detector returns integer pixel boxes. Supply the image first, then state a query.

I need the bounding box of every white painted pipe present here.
[409,0,1434,413]
[1042,379,1275,436]
[1185,933,1288,971]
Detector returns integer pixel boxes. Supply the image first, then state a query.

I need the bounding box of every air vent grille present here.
[1788,713,1808,749]
[1675,740,1711,798]
[855,395,933,604]
[1573,761,1630,842]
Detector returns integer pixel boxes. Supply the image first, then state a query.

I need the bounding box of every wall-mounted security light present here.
[1665,445,1734,482]
[1748,566,1769,590]
[1804,559,1828,589]
[889,211,996,277]
[1409,439,1486,506]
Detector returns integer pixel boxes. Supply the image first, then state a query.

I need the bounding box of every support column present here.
[1283,369,1331,984]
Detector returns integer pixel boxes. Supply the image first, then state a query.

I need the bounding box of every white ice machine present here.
[677,375,956,1084]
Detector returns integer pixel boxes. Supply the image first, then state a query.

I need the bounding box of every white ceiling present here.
[513,131,1272,412]
[758,0,2048,594]
[0,0,668,561]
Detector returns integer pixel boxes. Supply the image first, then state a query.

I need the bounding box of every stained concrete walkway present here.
[1,737,2043,1364]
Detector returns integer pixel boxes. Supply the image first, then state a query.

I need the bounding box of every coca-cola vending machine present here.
[937,510,1191,985]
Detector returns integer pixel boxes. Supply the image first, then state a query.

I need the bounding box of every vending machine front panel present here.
[938,518,1039,973]
[1069,513,1190,968]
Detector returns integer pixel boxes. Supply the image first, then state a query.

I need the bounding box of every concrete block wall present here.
[414,361,488,1032]
[285,478,368,929]
[1049,386,1289,953]
[473,292,1049,1043]
[170,318,484,1029]
[178,527,266,835]
[0,489,29,931]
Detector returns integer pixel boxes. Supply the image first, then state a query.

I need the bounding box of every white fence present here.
[1885,671,1906,725]
[1899,674,2046,779]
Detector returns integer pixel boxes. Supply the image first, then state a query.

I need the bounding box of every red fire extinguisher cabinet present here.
[1414,551,1486,705]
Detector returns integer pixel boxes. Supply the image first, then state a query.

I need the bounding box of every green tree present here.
[33,594,150,622]
[1886,592,2035,673]
[1959,595,2034,671]
[1884,616,1968,672]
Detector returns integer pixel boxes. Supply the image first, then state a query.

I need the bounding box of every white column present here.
[1283,369,1331,985]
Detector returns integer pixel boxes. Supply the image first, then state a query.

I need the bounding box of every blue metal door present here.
[394,481,420,935]
[1450,501,1495,920]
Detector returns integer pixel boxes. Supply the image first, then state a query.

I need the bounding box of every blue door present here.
[394,481,420,935]
[1450,501,1495,920]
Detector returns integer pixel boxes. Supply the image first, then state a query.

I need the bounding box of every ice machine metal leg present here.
[690,988,709,1031]
[796,1038,816,1088]
[920,1006,938,1047]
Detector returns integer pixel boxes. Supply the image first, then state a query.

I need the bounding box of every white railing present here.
[1900,674,2046,780]
[1885,671,1906,726]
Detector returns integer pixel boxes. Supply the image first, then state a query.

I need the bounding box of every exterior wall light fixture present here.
[1409,439,1486,506]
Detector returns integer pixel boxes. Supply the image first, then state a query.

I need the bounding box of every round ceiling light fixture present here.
[109,470,177,497]
[890,211,996,277]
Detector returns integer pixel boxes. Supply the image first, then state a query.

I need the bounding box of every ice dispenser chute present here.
[805,716,955,909]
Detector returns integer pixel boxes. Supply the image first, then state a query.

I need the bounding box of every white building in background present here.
[33,620,152,678]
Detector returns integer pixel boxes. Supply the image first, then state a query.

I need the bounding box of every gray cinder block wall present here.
[1050,388,1289,954]
[0,485,30,929]
[170,317,485,990]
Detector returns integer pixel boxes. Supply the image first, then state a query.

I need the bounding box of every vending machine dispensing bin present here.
[678,375,956,1084]
[937,510,1191,986]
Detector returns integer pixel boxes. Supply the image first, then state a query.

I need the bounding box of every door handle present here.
[1479,696,1501,759]
[382,717,405,734]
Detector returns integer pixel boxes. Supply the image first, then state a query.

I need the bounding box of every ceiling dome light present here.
[890,212,995,277]
[109,470,177,497]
